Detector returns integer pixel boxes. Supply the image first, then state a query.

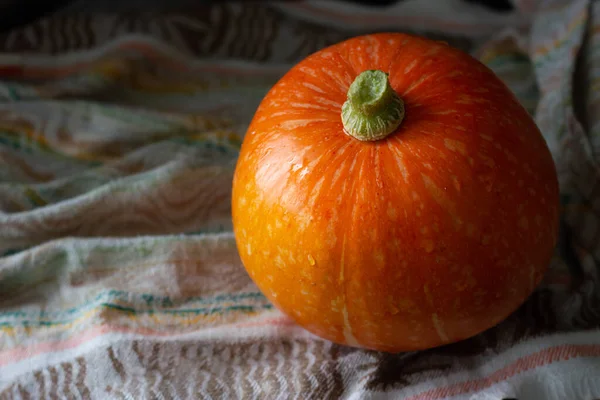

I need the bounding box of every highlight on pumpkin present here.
[341,69,405,142]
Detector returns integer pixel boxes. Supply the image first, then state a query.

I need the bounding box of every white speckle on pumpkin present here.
[278,118,327,130]
[422,174,461,228]
[308,176,326,208]
[404,59,418,74]
[330,165,345,188]
[443,138,467,155]
[338,233,359,346]
[301,81,325,93]
[389,143,409,183]
[503,150,517,163]
[544,184,551,194]
[387,205,398,220]
[519,217,529,230]
[246,242,252,255]
[360,186,367,201]
[341,307,358,346]
[479,154,495,168]
[432,109,457,115]
[391,240,402,251]
[423,240,434,253]
[479,174,493,192]
[456,95,473,105]
[431,313,449,342]
[308,254,316,266]
[314,96,342,108]
[296,212,312,232]
[374,250,385,266]
[370,230,377,242]
[298,66,319,78]
[290,101,331,111]
[268,110,291,118]
[535,215,543,226]
[451,175,461,192]
[274,254,284,268]
[446,70,463,78]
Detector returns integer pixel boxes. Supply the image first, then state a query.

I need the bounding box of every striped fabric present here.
[0,0,599,398]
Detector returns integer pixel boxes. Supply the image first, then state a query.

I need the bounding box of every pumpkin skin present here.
[231,33,559,353]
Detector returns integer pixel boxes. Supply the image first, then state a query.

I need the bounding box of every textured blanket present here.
[1,1,600,399]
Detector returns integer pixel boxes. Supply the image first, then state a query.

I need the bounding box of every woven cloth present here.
[1,1,600,398]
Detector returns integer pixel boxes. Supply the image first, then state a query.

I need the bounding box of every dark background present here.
[0,0,515,34]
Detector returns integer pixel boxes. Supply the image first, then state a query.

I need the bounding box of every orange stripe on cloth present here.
[0,316,296,367]
[232,316,295,329]
[406,343,600,400]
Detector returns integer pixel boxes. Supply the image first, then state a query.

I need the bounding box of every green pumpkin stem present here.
[341,70,405,141]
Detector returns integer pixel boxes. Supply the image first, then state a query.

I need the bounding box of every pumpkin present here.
[231,33,559,353]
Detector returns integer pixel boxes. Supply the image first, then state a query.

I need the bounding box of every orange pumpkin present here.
[231,33,559,353]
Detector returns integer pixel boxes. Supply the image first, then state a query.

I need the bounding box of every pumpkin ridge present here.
[339,149,372,347]
[338,232,358,346]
